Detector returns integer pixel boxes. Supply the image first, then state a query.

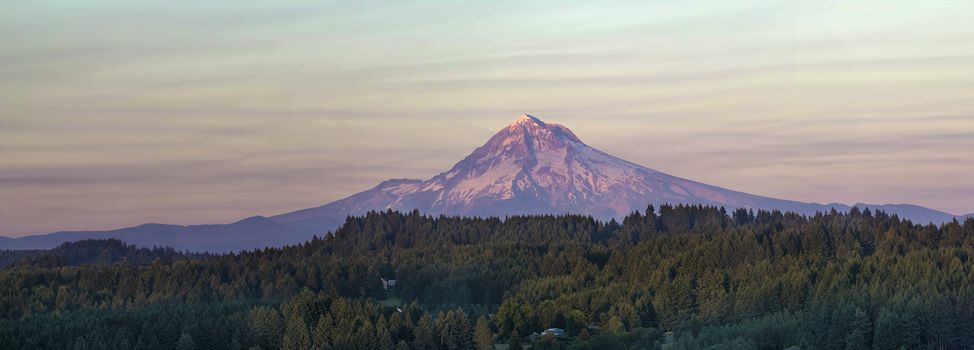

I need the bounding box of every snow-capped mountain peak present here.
[276,114,789,221]
[269,114,968,231]
[511,114,544,126]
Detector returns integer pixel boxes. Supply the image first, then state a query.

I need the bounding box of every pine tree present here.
[175,332,195,350]
[509,330,523,350]
[496,298,531,337]
[414,313,437,350]
[845,330,868,350]
[248,306,283,350]
[437,309,473,350]
[376,317,395,350]
[450,309,474,350]
[872,307,920,350]
[872,310,899,350]
[696,271,729,324]
[848,306,872,349]
[312,314,333,349]
[474,316,495,350]
[605,315,625,336]
[355,320,378,350]
[282,315,311,350]
[654,278,696,331]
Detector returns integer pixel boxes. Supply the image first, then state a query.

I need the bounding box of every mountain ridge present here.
[0,216,317,253]
[2,114,968,251]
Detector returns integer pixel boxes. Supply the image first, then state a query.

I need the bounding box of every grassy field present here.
[381,296,402,308]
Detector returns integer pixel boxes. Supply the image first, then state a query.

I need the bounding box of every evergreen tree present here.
[248,306,283,350]
[375,317,395,350]
[509,330,523,350]
[474,316,494,350]
[654,277,697,331]
[436,309,473,350]
[845,330,868,350]
[414,313,437,350]
[282,316,311,350]
[872,307,920,350]
[176,332,196,350]
[355,320,378,350]
[696,271,730,324]
[605,315,625,335]
[312,314,333,349]
[495,298,531,337]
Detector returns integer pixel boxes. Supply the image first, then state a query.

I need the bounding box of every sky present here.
[1,0,973,237]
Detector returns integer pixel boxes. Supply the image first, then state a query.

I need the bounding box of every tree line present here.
[0,239,207,269]
[1,205,973,349]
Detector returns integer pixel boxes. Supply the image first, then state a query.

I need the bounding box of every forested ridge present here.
[0,239,206,269]
[2,205,973,349]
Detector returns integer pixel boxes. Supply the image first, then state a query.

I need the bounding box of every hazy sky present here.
[2,0,973,237]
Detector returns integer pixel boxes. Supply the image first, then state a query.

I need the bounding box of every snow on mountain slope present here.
[272,114,852,227]
[271,178,424,232]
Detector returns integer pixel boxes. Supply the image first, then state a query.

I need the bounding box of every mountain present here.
[272,114,966,230]
[2,114,968,251]
[850,203,966,225]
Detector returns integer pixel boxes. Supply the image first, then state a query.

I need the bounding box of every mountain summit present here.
[273,114,864,228]
[3,114,967,252]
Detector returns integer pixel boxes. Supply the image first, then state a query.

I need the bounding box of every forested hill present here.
[2,206,973,349]
[0,239,207,268]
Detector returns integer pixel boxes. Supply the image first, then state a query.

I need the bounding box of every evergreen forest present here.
[2,205,973,349]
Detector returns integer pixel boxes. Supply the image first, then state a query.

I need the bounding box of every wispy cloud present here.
[2,0,973,236]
